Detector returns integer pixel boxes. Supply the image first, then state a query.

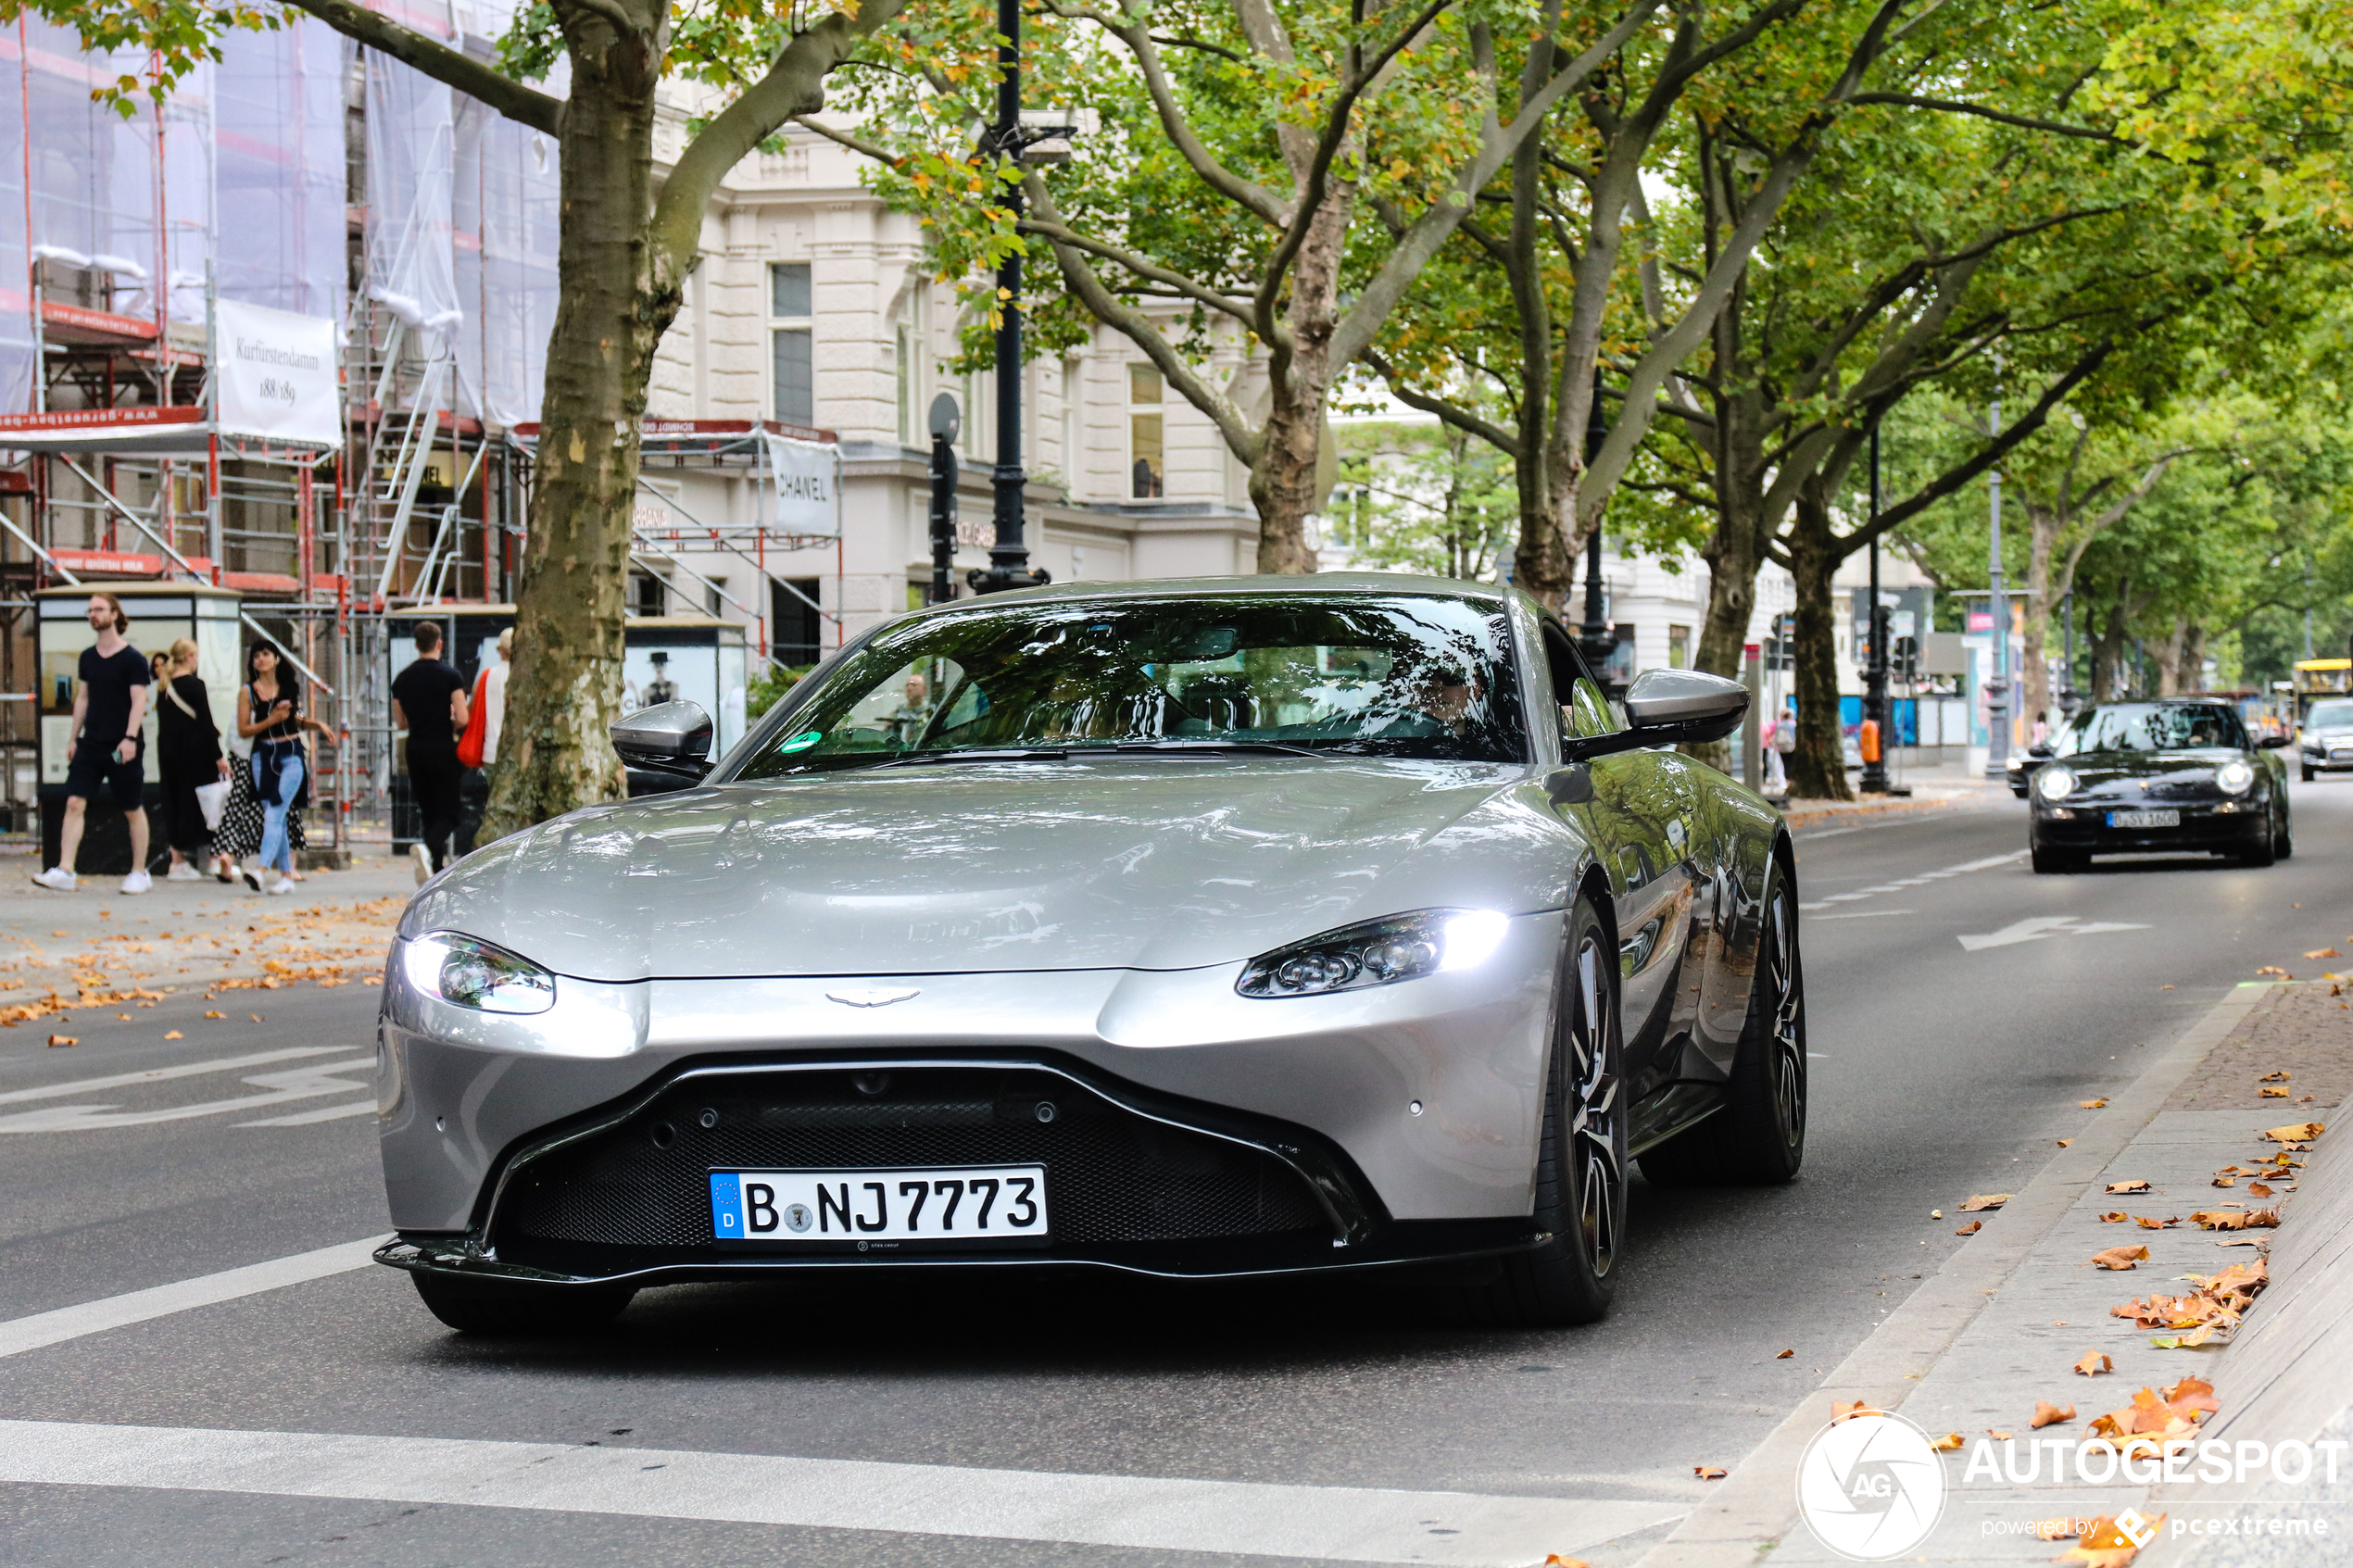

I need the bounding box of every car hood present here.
[2052,748,2246,799]
[404,759,1571,981]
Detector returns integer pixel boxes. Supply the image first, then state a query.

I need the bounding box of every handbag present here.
[194,778,231,831]
[455,670,490,769]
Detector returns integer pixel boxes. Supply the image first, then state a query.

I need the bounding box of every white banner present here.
[215,300,340,446]
[767,432,840,536]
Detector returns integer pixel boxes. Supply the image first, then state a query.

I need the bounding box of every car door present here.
[1539,622,1696,1108]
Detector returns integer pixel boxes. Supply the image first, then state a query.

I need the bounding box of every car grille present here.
[493,1066,1329,1254]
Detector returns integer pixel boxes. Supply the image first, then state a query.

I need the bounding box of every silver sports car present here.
[375,575,1802,1332]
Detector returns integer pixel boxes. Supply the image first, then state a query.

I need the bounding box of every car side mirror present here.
[1562,668,1749,760]
[611,700,713,780]
[2259,733,2293,749]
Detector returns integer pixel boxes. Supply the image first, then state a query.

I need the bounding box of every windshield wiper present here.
[875,747,1071,767]
[1107,740,1331,761]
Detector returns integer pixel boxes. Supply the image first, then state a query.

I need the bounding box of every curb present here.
[1634,982,2279,1567]
[1781,787,2007,830]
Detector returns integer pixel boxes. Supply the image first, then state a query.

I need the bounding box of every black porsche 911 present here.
[2025,699,2294,873]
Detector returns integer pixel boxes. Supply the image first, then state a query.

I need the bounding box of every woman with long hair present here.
[232,640,330,894]
[155,637,230,881]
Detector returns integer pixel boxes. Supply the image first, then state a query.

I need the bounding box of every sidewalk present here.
[1643,981,2351,1566]
[1776,762,2009,831]
[0,847,412,1033]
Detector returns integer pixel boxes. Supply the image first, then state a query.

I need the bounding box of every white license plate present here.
[2108,809,2180,829]
[710,1165,1048,1244]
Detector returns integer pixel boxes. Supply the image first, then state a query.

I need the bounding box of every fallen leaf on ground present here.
[2100,1211,2128,1223]
[1692,1465,1726,1480]
[2265,1123,2325,1144]
[1956,1221,1982,1236]
[2247,1182,2275,1198]
[1988,1429,2013,1440]
[45,1034,74,1047]
[2133,1216,2178,1230]
[2216,1236,2267,1248]
[162,1030,182,1040]
[2107,1180,2152,1194]
[1931,1432,1963,1451]
[1775,1348,1793,1359]
[2058,1138,2074,1148]
[2032,1400,2077,1429]
[1544,1559,1591,1567]
[2305,948,2339,960]
[249,1013,263,1022]
[2259,1071,2291,1083]
[2300,1094,2316,1102]
[1931,1209,1944,1219]
[2258,966,2291,978]
[2213,1176,2238,1187]
[203,1010,223,1019]
[2193,1208,2280,1231]
[2094,1245,2150,1270]
[1831,1400,1879,1424]
[2261,1087,2289,1098]
[2081,1098,2109,1110]
[1960,1193,2012,1211]
[2077,1351,2114,1375]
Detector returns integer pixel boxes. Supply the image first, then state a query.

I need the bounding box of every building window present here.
[1668,624,1691,669]
[895,322,914,445]
[773,577,824,665]
[631,569,667,619]
[770,262,812,426]
[1128,361,1164,498]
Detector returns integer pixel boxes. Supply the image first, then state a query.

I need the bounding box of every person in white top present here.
[482,628,511,764]
[452,628,513,860]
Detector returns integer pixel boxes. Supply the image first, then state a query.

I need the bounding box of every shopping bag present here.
[194,778,232,832]
[456,669,490,769]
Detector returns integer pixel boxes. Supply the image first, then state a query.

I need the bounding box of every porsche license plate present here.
[2108,809,2179,829]
[710,1165,1048,1244]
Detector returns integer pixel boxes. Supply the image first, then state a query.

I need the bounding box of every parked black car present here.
[2025,700,2293,873]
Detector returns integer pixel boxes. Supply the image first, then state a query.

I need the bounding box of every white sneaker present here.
[166,862,203,881]
[120,870,152,896]
[267,877,297,896]
[240,867,263,893]
[409,843,434,886]
[31,867,76,892]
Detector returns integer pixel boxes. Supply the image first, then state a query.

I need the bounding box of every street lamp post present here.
[1860,424,1892,794]
[1578,372,1613,685]
[1985,364,2010,780]
[966,0,1056,597]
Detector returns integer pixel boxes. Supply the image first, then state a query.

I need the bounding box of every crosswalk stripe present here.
[0,1236,389,1360]
[0,1419,1680,1565]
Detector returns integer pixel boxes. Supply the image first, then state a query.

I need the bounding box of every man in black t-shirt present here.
[35,593,153,894]
[392,621,470,884]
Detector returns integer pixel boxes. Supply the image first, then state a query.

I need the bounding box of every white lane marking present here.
[1957,915,2151,952]
[0,1056,374,1135]
[1799,850,2025,916]
[1794,826,1862,840]
[1817,893,1869,903]
[0,1420,1680,1566]
[0,1237,389,1361]
[238,1098,378,1128]
[1808,909,1914,921]
[0,1047,350,1108]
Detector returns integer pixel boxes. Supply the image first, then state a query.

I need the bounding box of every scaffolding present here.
[0,4,845,849]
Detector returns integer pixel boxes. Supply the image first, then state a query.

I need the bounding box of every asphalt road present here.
[0,780,2346,1567]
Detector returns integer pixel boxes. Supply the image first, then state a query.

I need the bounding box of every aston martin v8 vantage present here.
[375,576,1803,1331]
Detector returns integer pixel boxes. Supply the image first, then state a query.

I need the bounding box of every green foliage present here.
[747,663,815,720]
[1330,420,1515,580]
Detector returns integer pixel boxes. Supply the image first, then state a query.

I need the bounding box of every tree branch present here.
[1083,11,1286,225]
[283,0,561,135]
[1362,349,1525,458]
[1016,218,1260,325]
[1847,93,2166,153]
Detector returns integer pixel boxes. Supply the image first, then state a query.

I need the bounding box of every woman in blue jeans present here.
[233,641,331,895]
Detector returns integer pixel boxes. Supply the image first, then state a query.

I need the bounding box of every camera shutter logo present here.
[1795,1411,1946,1560]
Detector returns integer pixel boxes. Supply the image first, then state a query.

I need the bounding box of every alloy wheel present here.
[1763,883,1805,1149]
[1567,931,1623,1278]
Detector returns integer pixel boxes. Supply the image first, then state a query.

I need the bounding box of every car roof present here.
[892,572,1520,623]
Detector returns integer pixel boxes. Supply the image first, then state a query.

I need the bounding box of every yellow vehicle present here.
[2293,659,2353,781]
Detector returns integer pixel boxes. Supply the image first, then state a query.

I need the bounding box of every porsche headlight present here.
[2215,759,2256,796]
[2034,764,2077,802]
[1237,909,1511,997]
[401,931,556,1014]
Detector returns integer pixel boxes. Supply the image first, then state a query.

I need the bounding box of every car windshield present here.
[731,593,1527,778]
[2054,702,2248,756]
[2308,700,2353,729]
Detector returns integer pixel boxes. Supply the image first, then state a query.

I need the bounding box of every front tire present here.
[1640,855,1807,1186]
[411,1272,635,1336]
[1461,896,1625,1328]
[2301,764,2316,783]
[2275,799,2294,860]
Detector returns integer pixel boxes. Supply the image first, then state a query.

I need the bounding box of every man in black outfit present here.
[391,621,469,884]
[34,593,153,894]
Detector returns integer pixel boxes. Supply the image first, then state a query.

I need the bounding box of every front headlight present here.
[401,931,557,1014]
[1237,909,1511,998]
[2035,764,2077,802]
[2215,759,2256,796]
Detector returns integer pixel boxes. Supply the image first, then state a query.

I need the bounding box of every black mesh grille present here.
[495,1067,1327,1252]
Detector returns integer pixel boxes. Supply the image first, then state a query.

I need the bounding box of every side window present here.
[1543,623,1620,741]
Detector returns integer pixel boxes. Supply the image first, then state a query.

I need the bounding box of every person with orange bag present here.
[454,629,510,857]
